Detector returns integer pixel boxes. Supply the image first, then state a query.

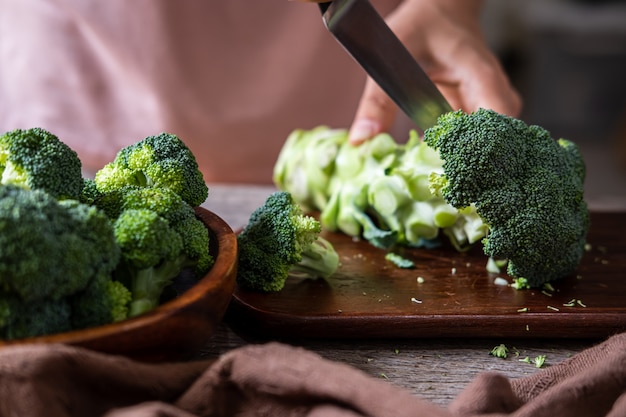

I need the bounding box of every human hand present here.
[348,0,522,144]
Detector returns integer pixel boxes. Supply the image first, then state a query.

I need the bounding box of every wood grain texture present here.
[201,323,593,406]
[229,211,625,339]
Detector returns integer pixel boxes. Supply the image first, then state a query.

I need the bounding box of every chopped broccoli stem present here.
[385,253,415,269]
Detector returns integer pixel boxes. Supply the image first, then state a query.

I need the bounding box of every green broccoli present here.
[0,295,72,340]
[273,126,349,212]
[424,108,589,287]
[79,177,102,205]
[94,132,208,207]
[107,186,213,317]
[0,127,83,200]
[273,127,487,251]
[0,185,128,339]
[237,191,340,292]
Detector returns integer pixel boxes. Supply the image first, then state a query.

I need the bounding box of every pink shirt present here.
[0,0,406,184]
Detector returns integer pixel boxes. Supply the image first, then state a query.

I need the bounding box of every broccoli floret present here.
[71,274,132,329]
[0,295,72,340]
[0,185,120,302]
[0,185,125,339]
[0,128,83,200]
[94,132,208,206]
[110,186,213,317]
[79,177,102,205]
[424,109,590,287]
[237,191,340,292]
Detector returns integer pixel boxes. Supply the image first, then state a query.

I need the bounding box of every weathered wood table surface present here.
[199,184,623,406]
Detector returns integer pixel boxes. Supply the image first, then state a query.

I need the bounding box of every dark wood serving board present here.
[227,212,626,339]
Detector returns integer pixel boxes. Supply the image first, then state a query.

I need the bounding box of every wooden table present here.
[198,184,621,406]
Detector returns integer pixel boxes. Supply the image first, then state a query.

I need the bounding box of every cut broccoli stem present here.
[289,236,340,279]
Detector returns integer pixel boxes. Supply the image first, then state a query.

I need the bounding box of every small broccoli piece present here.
[94,132,208,206]
[321,183,399,249]
[237,191,340,292]
[110,186,213,317]
[0,185,123,339]
[490,344,509,359]
[424,109,590,287]
[0,128,83,200]
[385,252,415,269]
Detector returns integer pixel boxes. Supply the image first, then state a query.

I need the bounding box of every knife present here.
[318,0,452,131]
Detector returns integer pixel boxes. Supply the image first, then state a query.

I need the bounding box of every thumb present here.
[348,78,399,145]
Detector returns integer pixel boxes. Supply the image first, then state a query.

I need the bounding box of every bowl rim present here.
[0,207,237,348]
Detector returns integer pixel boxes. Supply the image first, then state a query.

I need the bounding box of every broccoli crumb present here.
[563,299,587,308]
[521,355,547,368]
[486,257,509,274]
[490,344,509,359]
[493,277,509,286]
[534,355,547,368]
[511,277,530,290]
[385,252,415,269]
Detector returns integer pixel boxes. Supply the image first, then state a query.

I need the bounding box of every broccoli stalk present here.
[236,191,340,292]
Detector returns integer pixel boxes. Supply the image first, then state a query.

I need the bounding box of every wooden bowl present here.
[0,207,237,362]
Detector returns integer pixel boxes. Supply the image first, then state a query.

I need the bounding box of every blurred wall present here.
[481,0,626,207]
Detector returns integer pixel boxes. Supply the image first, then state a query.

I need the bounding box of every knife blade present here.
[318,0,452,131]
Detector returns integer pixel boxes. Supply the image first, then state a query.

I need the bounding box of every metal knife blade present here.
[319,0,452,131]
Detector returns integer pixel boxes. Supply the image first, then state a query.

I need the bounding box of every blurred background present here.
[481,0,626,210]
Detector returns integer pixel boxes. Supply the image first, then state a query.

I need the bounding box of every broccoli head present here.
[0,185,121,302]
[0,127,83,200]
[424,108,590,287]
[0,185,126,339]
[94,132,208,206]
[237,191,340,292]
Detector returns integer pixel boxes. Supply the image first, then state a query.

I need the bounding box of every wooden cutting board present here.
[227,212,626,339]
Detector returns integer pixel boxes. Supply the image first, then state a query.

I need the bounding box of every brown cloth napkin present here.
[1,332,625,417]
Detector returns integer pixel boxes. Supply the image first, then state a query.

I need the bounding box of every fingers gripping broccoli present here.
[237,191,340,292]
[0,128,83,200]
[94,132,208,207]
[0,186,129,339]
[424,109,590,287]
